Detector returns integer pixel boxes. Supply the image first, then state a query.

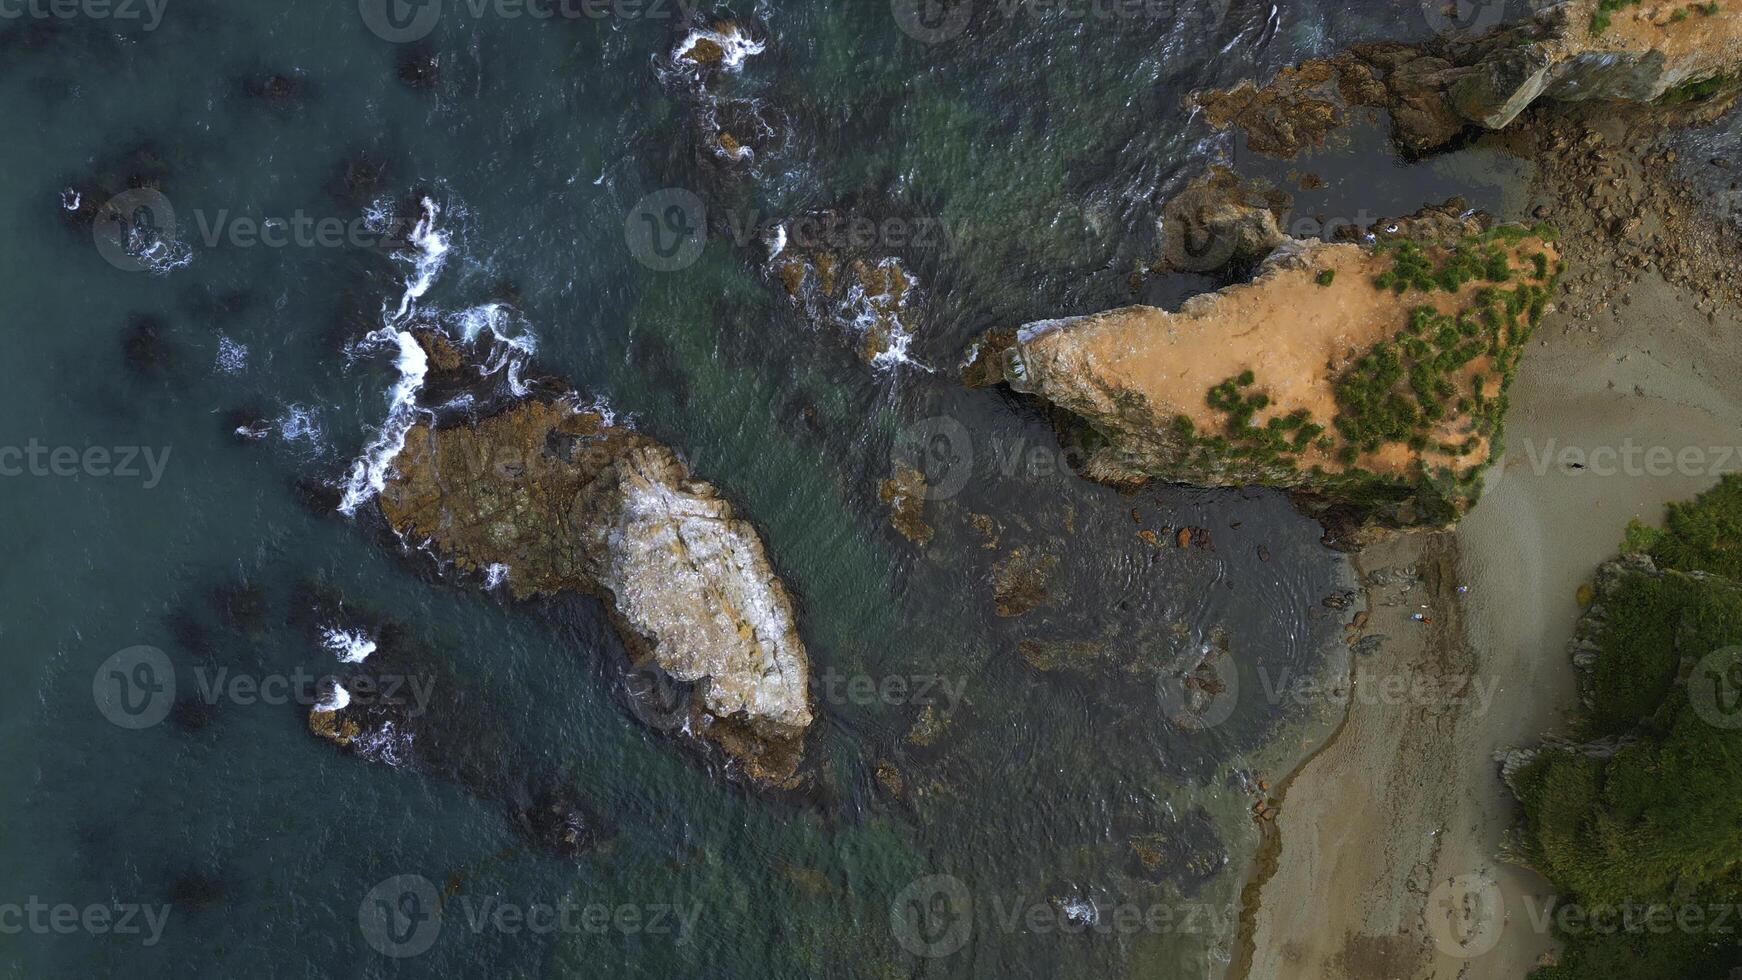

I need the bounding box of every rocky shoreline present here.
[1195,0,1742,159]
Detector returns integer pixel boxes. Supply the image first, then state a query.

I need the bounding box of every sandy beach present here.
[1234,114,1742,979]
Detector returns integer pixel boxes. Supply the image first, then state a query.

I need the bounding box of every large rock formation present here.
[374,394,814,786]
[966,204,1560,528]
[1195,0,1742,156]
[1154,165,1291,272]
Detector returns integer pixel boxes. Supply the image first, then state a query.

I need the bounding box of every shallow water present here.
[0,2,1536,976]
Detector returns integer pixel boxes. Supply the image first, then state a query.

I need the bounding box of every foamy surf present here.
[673,24,765,72]
[337,194,454,517]
[448,303,537,398]
[312,680,351,713]
[276,404,324,444]
[351,720,414,768]
[337,328,429,516]
[215,337,248,374]
[320,626,377,664]
[390,197,451,321]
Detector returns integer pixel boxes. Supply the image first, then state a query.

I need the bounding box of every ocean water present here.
[0,2,1537,977]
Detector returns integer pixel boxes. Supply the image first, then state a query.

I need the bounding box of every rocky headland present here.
[966,187,1560,531]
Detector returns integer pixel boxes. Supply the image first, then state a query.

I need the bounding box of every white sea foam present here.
[1060,898,1099,926]
[849,258,933,374]
[483,563,510,589]
[352,720,414,768]
[674,24,765,71]
[277,404,324,444]
[392,198,451,321]
[337,194,452,517]
[447,303,537,397]
[313,681,351,713]
[321,626,377,663]
[215,336,248,374]
[337,328,430,516]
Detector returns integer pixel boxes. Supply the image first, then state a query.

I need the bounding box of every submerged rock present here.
[772,232,921,366]
[375,393,814,786]
[969,203,1561,528]
[879,464,934,547]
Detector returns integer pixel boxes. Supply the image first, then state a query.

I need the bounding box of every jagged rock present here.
[1195,1,1742,157]
[879,464,934,547]
[1154,165,1291,273]
[377,391,813,786]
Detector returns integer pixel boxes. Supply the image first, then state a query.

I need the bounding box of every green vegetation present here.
[1186,225,1559,526]
[1590,0,1641,34]
[1512,475,1742,979]
[1660,72,1739,106]
[1343,229,1555,463]
[1314,269,1336,287]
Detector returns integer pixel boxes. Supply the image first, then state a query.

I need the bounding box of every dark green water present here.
[0,2,1538,977]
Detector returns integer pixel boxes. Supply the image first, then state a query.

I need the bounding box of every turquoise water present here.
[0,2,1532,977]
